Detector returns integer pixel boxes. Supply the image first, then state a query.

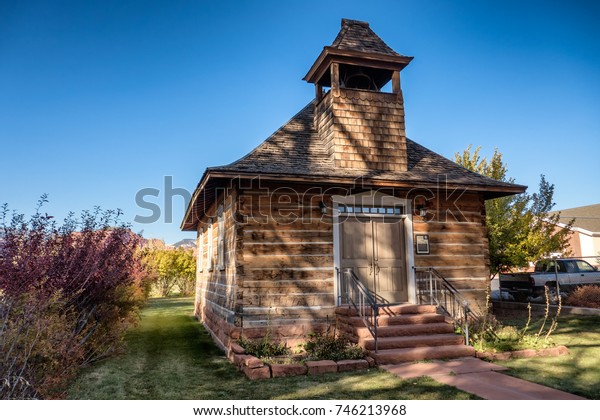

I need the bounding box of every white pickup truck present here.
[499,258,600,298]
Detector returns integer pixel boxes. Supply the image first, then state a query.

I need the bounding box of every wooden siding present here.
[195,188,239,326]
[237,183,337,327]
[315,88,407,171]
[195,183,492,336]
[412,191,490,312]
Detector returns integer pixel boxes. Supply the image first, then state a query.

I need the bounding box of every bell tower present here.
[304,19,413,171]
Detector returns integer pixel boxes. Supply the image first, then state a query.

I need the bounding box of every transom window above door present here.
[337,204,405,215]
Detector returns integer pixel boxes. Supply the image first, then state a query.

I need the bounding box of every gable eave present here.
[303,47,413,85]
[181,165,526,232]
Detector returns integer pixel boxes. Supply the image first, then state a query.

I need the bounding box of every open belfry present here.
[306,19,412,172]
[182,19,524,363]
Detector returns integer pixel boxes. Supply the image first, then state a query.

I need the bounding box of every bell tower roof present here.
[331,18,400,56]
[303,18,413,87]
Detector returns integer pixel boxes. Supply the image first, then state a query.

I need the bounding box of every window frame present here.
[197,228,204,274]
[207,218,214,272]
[216,205,225,271]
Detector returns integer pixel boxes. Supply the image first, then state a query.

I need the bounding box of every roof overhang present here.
[181,169,526,231]
[303,47,413,86]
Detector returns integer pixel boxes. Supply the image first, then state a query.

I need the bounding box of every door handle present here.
[369,262,373,275]
[375,263,380,274]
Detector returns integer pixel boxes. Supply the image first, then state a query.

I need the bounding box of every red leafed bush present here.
[566,285,600,309]
[0,196,146,399]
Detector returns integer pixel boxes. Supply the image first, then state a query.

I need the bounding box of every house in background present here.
[181,19,525,361]
[550,203,600,267]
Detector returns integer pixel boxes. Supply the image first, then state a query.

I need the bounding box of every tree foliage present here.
[455,145,573,274]
[142,247,196,297]
[0,196,146,399]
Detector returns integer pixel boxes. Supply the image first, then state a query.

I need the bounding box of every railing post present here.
[429,269,434,305]
[374,305,379,353]
[464,308,470,345]
[336,267,341,306]
[417,266,474,347]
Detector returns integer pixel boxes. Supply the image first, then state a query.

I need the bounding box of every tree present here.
[455,145,573,276]
[142,247,196,297]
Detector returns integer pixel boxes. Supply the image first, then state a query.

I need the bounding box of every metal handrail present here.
[414,267,473,344]
[337,267,380,352]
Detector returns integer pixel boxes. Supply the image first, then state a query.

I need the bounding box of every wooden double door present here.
[340,216,408,303]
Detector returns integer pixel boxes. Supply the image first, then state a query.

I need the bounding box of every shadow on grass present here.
[68,297,476,400]
[496,315,600,399]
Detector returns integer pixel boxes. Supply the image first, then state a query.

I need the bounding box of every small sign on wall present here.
[415,234,430,255]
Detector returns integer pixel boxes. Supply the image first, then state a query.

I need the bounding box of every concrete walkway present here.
[381,357,586,400]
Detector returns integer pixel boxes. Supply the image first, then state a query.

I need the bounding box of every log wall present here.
[194,183,492,346]
[412,191,490,312]
[194,188,239,340]
[237,183,338,333]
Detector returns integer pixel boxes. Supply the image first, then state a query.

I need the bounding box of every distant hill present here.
[170,238,196,249]
[141,238,196,251]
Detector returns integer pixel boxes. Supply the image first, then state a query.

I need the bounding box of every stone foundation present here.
[224,328,371,380]
[200,304,332,352]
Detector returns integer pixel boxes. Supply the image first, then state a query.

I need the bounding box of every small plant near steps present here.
[472,285,568,360]
[302,331,366,361]
[234,328,372,380]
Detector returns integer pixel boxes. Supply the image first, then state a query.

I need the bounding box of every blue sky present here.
[1,0,599,244]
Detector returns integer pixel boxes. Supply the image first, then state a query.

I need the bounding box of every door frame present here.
[332,191,416,304]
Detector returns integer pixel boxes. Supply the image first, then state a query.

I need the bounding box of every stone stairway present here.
[335,304,475,365]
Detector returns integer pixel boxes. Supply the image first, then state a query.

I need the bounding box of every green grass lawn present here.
[67,297,475,400]
[496,314,600,400]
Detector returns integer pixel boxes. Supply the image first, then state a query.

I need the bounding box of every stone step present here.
[335,304,437,318]
[379,304,438,316]
[373,345,475,364]
[360,333,465,351]
[339,313,446,328]
[353,322,454,338]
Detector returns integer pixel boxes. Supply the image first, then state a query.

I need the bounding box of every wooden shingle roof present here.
[303,19,412,85]
[181,101,525,231]
[181,19,526,231]
[331,19,401,57]
[208,101,524,192]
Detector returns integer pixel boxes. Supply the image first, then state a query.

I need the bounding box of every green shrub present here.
[237,336,290,359]
[302,332,365,361]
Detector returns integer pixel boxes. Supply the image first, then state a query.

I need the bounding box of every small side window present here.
[216,205,225,271]
[207,218,214,272]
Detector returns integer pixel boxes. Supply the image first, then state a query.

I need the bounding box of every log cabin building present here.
[181,19,525,359]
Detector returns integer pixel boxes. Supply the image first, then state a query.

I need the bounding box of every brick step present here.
[353,322,454,339]
[339,313,446,328]
[373,345,475,364]
[360,333,464,351]
[335,304,437,318]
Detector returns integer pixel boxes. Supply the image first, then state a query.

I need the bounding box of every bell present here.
[341,67,378,91]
